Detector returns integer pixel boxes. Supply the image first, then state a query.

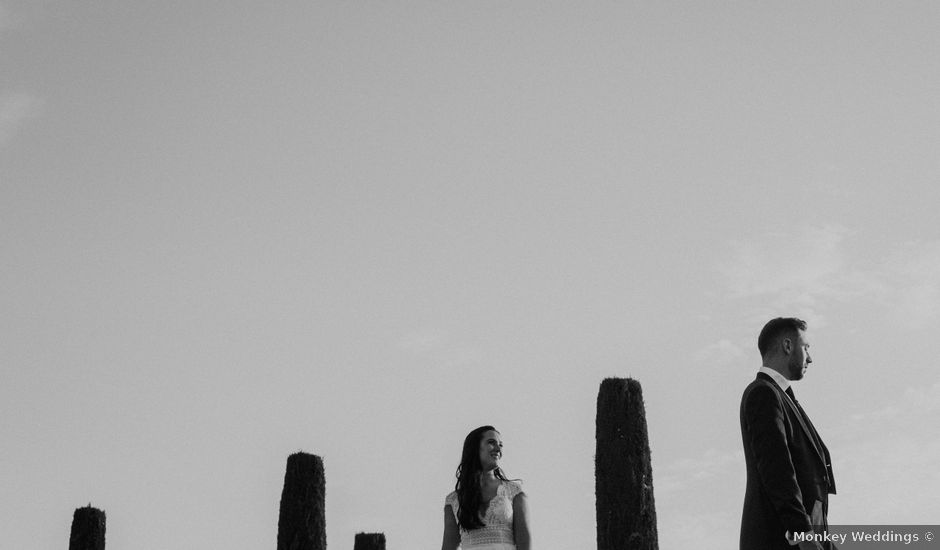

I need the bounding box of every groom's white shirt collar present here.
[758,366,791,392]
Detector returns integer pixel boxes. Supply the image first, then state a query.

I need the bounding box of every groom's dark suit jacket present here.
[740,372,836,550]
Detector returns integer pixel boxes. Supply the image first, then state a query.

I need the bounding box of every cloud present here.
[0,2,33,32]
[395,328,481,369]
[719,223,851,299]
[0,92,43,147]
[693,338,746,365]
[656,447,744,495]
[655,448,745,549]
[718,226,940,329]
[845,380,940,431]
[876,241,940,328]
[658,509,739,550]
[396,328,448,355]
[829,379,940,523]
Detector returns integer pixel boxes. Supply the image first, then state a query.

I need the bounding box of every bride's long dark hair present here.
[454,425,511,530]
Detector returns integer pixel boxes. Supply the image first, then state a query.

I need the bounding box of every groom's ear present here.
[780,337,793,355]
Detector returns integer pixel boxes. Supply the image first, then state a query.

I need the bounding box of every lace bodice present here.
[444,480,524,549]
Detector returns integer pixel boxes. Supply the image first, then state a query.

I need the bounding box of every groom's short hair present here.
[758,317,807,358]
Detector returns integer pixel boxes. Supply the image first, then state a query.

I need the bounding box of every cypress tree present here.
[68,505,106,550]
[595,377,658,550]
[277,452,326,550]
[353,532,385,550]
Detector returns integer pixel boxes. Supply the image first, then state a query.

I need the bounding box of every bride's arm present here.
[442,504,460,550]
[512,493,531,550]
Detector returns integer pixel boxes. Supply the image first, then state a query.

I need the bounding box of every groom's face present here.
[785,330,812,380]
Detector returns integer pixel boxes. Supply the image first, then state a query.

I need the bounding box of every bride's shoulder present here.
[444,490,458,508]
[501,479,525,499]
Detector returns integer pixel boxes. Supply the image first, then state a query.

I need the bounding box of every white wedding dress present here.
[444,480,524,549]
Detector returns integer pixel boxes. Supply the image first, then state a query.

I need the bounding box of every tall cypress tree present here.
[277,452,326,550]
[353,532,385,550]
[595,377,658,550]
[68,505,106,550]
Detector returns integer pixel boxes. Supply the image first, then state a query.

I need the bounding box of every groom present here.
[740,318,836,550]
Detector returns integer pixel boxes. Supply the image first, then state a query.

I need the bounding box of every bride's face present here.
[478,430,503,471]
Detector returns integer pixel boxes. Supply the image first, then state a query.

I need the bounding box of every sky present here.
[2,2,939,549]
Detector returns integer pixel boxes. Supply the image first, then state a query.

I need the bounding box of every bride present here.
[441,426,531,550]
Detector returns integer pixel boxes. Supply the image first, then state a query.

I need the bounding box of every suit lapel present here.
[756,373,828,469]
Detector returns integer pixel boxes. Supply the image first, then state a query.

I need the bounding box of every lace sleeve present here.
[444,491,458,513]
[504,480,525,501]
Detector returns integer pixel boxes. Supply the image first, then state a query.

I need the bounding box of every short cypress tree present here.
[353,532,386,550]
[277,452,326,550]
[68,505,106,550]
[595,378,658,550]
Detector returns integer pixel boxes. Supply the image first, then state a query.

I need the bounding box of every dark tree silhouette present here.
[596,378,658,550]
[277,452,326,550]
[68,505,106,550]
[353,532,386,550]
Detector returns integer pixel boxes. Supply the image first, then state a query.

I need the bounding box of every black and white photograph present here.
[2,3,938,549]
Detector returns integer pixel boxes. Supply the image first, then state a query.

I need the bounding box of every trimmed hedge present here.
[353,532,386,550]
[596,378,658,550]
[69,505,106,550]
[277,452,326,550]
